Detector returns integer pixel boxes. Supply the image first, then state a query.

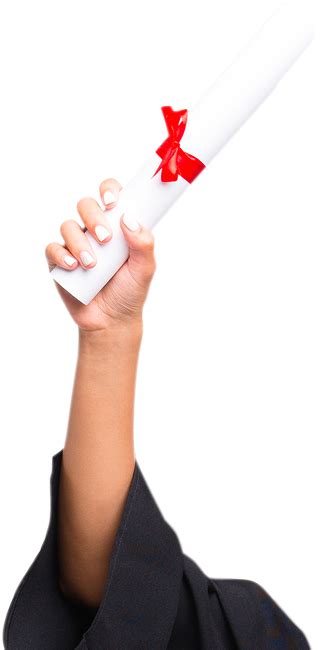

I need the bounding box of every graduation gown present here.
[2,449,310,649]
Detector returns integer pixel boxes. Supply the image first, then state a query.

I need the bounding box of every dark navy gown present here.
[3,449,310,649]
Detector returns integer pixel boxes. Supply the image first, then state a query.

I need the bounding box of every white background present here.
[0,0,319,647]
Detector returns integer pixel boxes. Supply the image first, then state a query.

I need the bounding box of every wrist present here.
[78,319,143,355]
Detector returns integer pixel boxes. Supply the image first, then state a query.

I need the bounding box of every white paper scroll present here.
[50,2,313,305]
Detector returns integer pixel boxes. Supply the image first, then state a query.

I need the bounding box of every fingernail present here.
[64,255,77,266]
[123,213,140,231]
[103,190,116,206]
[95,224,111,242]
[80,251,95,266]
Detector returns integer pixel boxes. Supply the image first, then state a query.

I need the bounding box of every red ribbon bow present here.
[153,106,205,183]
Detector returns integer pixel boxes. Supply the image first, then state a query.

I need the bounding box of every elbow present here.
[58,574,102,609]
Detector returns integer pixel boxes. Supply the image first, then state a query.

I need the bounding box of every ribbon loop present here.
[153,106,205,183]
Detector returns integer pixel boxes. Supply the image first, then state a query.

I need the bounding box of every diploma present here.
[50,2,313,305]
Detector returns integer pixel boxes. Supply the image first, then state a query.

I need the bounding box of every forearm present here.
[57,320,143,608]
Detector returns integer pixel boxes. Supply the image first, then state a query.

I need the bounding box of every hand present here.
[45,178,156,333]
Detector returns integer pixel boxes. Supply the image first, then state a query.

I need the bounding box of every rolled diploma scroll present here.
[50,2,313,305]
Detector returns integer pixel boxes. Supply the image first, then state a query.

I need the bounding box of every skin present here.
[45,177,156,608]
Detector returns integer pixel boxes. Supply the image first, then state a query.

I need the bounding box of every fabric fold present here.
[3,448,311,649]
[3,449,184,650]
[210,578,310,649]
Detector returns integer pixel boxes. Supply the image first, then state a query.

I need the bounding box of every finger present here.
[99,177,122,210]
[77,196,112,244]
[45,242,79,272]
[120,213,156,286]
[60,219,97,269]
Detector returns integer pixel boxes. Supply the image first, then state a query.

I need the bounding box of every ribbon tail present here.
[153,143,179,182]
[177,150,206,184]
[152,158,178,182]
[156,136,172,159]
[161,166,179,182]
[152,158,165,179]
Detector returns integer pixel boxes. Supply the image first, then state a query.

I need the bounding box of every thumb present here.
[120,213,156,288]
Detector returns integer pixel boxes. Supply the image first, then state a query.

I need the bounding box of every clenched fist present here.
[45,177,156,333]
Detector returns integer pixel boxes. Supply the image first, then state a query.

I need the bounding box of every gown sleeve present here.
[208,577,311,649]
[2,449,190,650]
[2,448,311,650]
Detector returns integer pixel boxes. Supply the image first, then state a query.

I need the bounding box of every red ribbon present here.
[153,106,205,183]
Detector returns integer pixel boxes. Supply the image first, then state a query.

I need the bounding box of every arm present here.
[45,177,156,608]
[57,323,142,608]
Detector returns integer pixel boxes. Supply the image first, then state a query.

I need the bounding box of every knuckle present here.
[60,219,75,235]
[45,242,59,258]
[141,233,155,252]
[45,242,53,258]
[77,196,91,212]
